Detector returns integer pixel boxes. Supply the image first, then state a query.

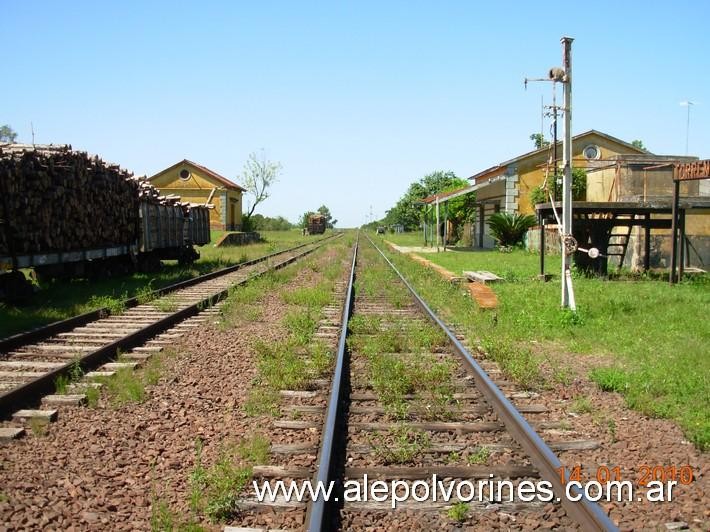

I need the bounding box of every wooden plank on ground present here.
[467,282,498,309]
[463,270,504,283]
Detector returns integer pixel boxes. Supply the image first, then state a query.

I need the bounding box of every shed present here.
[149,160,246,231]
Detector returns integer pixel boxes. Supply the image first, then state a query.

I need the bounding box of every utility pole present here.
[560,36,575,309]
[545,86,560,202]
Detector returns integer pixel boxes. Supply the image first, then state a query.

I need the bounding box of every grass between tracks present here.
[152,240,351,527]
[0,230,327,339]
[225,241,351,420]
[152,238,350,526]
[379,232,710,451]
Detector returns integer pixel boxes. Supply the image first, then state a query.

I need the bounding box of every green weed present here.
[243,387,280,417]
[189,435,269,522]
[103,368,146,405]
[467,446,490,465]
[85,386,100,408]
[571,395,593,414]
[254,339,310,391]
[283,309,317,345]
[281,285,332,308]
[447,501,469,522]
[88,294,126,316]
[29,417,49,437]
[153,296,179,313]
[369,424,431,464]
[136,282,156,305]
[590,367,628,393]
[150,497,204,532]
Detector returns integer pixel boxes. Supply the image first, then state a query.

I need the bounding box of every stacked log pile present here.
[0,143,190,256]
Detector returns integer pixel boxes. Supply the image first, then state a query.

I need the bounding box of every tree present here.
[383,171,465,231]
[299,211,316,228]
[631,139,647,151]
[440,179,476,241]
[530,133,550,150]
[317,205,335,228]
[241,150,282,220]
[248,214,293,231]
[0,125,17,142]
[529,167,587,206]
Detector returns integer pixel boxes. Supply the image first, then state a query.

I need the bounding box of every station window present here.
[583,145,601,160]
[179,168,191,180]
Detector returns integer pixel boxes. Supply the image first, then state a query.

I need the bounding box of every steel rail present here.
[365,234,617,532]
[0,237,337,419]
[305,235,358,531]
[0,235,337,352]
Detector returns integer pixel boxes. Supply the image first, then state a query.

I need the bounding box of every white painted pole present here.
[561,36,575,309]
[435,196,441,252]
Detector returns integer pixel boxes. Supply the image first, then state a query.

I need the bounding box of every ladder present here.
[606,215,634,271]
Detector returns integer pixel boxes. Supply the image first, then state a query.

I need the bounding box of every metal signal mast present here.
[526,37,575,309]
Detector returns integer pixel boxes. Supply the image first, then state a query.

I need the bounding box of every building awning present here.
[420,175,508,206]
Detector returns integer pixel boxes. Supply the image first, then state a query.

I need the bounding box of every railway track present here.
[0,236,339,436]
[237,234,616,531]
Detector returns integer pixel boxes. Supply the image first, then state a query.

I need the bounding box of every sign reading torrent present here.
[674,159,710,181]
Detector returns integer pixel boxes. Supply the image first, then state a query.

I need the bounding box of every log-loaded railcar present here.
[0,143,210,300]
[306,214,327,235]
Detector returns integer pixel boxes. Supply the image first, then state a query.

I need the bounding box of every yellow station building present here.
[149,160,245,230]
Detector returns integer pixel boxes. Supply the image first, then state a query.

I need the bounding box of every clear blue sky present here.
[3,1,708,227]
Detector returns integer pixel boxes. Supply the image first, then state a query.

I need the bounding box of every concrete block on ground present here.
[42,394,87,406]
[13,409,58,422]
[85,371,115,379]
[0,427,25,440]
[101,362,138,371]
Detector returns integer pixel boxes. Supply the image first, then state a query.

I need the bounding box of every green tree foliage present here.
[299,211,315,228]
[530,133,550,149]
[317,205,337,228]
[487,212,537,247]
[299,206,336,229]
[248,214,293,231]
[529,167,587,206]
[382,171,473,233]
[631,139,647,151]
[0,125,17,142]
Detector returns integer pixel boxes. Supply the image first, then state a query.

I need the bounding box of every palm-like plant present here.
[487,212,537,247]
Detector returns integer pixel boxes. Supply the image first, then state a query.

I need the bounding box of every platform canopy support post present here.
[670,180,680,285]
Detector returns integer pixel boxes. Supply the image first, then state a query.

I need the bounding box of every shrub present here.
[487,212,537,248]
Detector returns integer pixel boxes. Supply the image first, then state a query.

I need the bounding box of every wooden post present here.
[539,215,545,278]
[422,213,427,246]
[644,213,651,272]
[669,180,680,285]
[679,209,686,281]
[435,196,440,252]
[478,205,485,248]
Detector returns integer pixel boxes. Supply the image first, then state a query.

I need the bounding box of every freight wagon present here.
[307,214,327,235]
[0,201,210,300]
[0,143,211,301]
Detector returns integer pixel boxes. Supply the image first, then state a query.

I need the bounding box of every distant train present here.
[0,143,211,301]
[306,214,327,235]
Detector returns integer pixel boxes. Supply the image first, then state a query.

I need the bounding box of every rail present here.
[305,232,617,531]
[0,234,337,352]
[0,235,340,419]
[305,234,358,530]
